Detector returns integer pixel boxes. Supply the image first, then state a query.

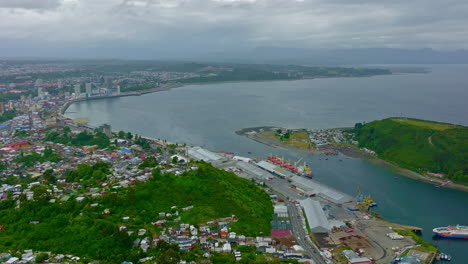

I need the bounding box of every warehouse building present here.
[256,160,294,178]
[292,176,352,204]
[299,198,331,233]
[188,147,222,161]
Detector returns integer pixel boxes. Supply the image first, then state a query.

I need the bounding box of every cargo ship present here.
[433,225,468,239]
[265,156,313,178]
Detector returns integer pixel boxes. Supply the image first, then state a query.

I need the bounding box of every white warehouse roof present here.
[292,176,351,204]
[300,198,331,233]
[188,147,222,161]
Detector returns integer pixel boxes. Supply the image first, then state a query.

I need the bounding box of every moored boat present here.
[433,225,468,239]
[436,181,450,188]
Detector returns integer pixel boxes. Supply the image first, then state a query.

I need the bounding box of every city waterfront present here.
[66,64,468,263]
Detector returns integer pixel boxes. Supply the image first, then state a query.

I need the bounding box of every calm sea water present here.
[66,64,468,263]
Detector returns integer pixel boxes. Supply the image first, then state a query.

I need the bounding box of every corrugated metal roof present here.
[188,147,222,161]
[256,160,277,171]
[274,205,288,214]
[256,161,294,178]
[292,176,351,204]
[300,198,331,233]
[271,219,291,230]
[271,230,292,237]
[236,161,269,178]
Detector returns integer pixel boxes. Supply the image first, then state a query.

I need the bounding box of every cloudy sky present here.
[0,0,467,58]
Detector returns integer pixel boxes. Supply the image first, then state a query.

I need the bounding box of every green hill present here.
[0,162,273,263]
[353,118,468,183]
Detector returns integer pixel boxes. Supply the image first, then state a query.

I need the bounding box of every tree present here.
[155,240,180,264]
[43,147,61,162]
[158,249,180,264]
[118,131,126,138]
[155,240,172,252]
[33,186,51,204]
[42,169,57,184]
[0,161,6,171]
[450,170,468,182]
[134,137,151,149]
[210,253,236,264]
[172,156,179,164]
[35,252,49,263]
[0,109,16,122]
[62,126,71,136]
[151,168,162,178]
[126,132,133,139]
[167,144,177,154]
[126,188,136,204]
[138,156,158,169]
[354,122,363,130]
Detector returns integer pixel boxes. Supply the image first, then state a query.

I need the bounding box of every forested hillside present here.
[353,118,467,183]
[0,162,273,263]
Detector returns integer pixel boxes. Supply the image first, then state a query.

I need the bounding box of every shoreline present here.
[364,155,468,192]
[62,79,317,116]
[61,73,394,115]
[61,83,184,114]
[238,126,468,193]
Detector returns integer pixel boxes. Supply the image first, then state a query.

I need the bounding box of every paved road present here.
[274,191,327,264]
[214,160,329,263]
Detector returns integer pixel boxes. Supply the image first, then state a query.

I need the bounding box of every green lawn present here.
[392,118,461,131]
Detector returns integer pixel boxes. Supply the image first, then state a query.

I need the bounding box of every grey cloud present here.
[0,0,62,9]
[0,0,467,58]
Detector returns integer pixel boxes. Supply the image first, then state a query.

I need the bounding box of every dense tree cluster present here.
[118,130,133,139]
[138,156,158,169]
[0,109,16,122]
[14,147,61,167]
[45,127,110,148]
[65,162,111,188]
[134,135,151,149]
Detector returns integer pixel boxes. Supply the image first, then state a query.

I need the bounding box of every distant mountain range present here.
[196,47,468,65]
[2,47,468,65]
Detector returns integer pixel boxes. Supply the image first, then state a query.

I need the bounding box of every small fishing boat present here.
[436,181,450,188]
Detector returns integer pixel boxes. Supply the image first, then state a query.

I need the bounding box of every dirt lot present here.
[274,235,297,247]
[329,228,384,261]
[313,233,335,248]
[311,218,419,263]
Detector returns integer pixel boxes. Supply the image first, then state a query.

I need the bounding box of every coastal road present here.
[273,191,327,264]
